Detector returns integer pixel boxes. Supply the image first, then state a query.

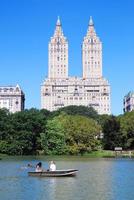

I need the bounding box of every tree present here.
[0,108,11,140]
[10,108,49,153]
[97,114,110,128]
[51,105,98,120]
[41,113,101,155]
[64,115,101,154]
[0,108,50,155]
[119,111,134,149]
[40,114,66,155]
[103,115,122,150]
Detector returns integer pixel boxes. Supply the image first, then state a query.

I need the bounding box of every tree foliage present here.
[51,105,99,120]
[0,108,50,155]
[0,106,134,155]
[40,114,66,155]
[103,115,122,150]
[64,114,101,154]
[119,111,134,149]
[40,113,101,155]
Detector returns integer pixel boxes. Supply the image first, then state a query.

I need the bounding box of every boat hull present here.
[28,169,78,177]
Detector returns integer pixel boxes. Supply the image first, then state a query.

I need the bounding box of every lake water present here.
[0,156,134,200]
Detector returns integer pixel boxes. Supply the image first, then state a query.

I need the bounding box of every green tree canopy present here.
[51,105,98,120]
[103,115,122,150]
[0,108,50,155]
[119,111,134,149]
[40,114,66,155]
[41,113,101,155]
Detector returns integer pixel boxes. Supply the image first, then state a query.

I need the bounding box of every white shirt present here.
[35,166,42,172]
[50,163,56,171]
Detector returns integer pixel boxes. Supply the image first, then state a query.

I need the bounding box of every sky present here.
[0,0,134,115]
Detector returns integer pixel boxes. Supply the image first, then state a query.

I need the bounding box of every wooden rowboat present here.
[28,169,78,177]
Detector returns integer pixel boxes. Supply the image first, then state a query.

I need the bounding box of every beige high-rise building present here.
[48,17,68,79]
[0,84,25,113]
[41,17,111,114]
[82,17,102,79]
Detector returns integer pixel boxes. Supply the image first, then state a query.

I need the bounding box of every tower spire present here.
[89,16,94,26]
[56,16,61,26]
[54,16,63,36]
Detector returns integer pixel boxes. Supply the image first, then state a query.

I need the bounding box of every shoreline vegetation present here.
[0,106,134,156]
[0,150,134,159]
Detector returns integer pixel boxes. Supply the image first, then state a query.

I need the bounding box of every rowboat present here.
[28,169,78,177]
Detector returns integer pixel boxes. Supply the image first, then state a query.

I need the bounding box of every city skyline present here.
[0,0,134,115]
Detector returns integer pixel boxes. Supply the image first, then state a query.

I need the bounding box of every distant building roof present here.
[124,91,134,99]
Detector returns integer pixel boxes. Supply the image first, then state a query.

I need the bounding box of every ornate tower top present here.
[54,16,64,37]
[56,16,61,26]
[82,17,102,78]
[89,16,94,26]
[86,16,96,37]
[48,17,68,79]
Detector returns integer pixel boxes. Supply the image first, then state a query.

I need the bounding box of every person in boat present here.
[49,161,56,171]
[35,162,43,172]
[20,163,34,170]
[27,163,34,168]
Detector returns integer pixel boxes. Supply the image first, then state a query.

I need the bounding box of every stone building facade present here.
[123,91,134,112]
[41,17,111,114]
[0,84,25,113]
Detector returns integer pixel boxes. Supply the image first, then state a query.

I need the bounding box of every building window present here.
[16,101,19,105]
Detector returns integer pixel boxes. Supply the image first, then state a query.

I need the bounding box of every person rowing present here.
[35,162,43,172]
[20,163,35,170]
[49,161,56,171]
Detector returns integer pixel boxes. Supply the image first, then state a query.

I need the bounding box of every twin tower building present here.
[41,17,111,114]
